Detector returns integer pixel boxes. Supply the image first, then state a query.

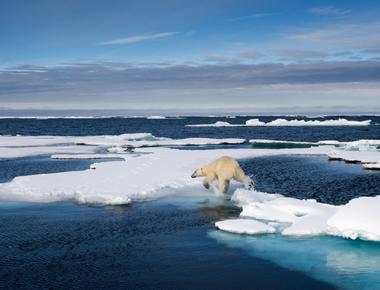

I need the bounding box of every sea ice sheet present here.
[216,188,380,242]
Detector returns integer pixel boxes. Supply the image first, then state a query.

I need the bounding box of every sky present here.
[0,0,380,114]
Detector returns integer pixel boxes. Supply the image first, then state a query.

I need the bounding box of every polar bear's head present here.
[191,167,206,178]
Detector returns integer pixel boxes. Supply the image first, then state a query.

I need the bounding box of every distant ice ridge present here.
[216,189,380,242]
[247,118,371,126]
[187,118,371,127]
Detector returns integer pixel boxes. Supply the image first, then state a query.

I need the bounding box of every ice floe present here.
[187,118,371,127]
[216,189,380,242]
[0,134,246,158]
[0,146,332,205]
[146,115,167,119]
[250,139,380,168]
[215,219,276,235]
[328,196,380,241]
[252,118,371,126]
[328,149,380,165]
[362,163,380,170]
[187,121,241,127]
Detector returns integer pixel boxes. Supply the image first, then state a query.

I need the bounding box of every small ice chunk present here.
[215,219,276,235]
[362,163,380,170]
[146,116,166,119]
[245,118,266,126]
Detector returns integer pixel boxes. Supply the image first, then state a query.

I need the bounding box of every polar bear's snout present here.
[191,168,203,178]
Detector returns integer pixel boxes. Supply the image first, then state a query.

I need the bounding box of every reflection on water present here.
[209,231,380,290]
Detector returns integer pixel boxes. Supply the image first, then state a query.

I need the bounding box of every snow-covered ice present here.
[252,118,371,126]
[328,149,380,164]
[216,188,380,242]
[328,196,380,241]
[0,146,332,205]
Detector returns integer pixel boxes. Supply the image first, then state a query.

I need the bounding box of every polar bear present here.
[191,156,254,193]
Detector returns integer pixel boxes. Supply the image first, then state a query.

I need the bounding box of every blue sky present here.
[1,0,380,113]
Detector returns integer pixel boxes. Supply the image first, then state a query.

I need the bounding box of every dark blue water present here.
[1,117,380,289]
[0,198,335,290]
[0,115,379,142]
[1,154,380,289]
[0,156,95,183]
[241,155,380,205]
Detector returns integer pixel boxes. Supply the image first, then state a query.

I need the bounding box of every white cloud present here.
[288,22,380,51]
[97,32,178,45]
[228,13,277,22]
[308,6,351,16]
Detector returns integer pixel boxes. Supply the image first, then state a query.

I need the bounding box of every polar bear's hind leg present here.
[234,167,254,190]
[218,178,230,193]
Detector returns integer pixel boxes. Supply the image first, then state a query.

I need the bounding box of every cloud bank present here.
[0,61,379,111]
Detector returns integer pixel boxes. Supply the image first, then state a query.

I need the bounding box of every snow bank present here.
[187,118,371,127]
[216,189,380,242]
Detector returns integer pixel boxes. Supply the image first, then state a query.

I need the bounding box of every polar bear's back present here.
[211,156,240,179]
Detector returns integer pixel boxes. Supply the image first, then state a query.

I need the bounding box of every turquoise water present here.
[210,231,380,290]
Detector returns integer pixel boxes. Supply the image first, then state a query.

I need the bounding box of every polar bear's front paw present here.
[244,177,254,190]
